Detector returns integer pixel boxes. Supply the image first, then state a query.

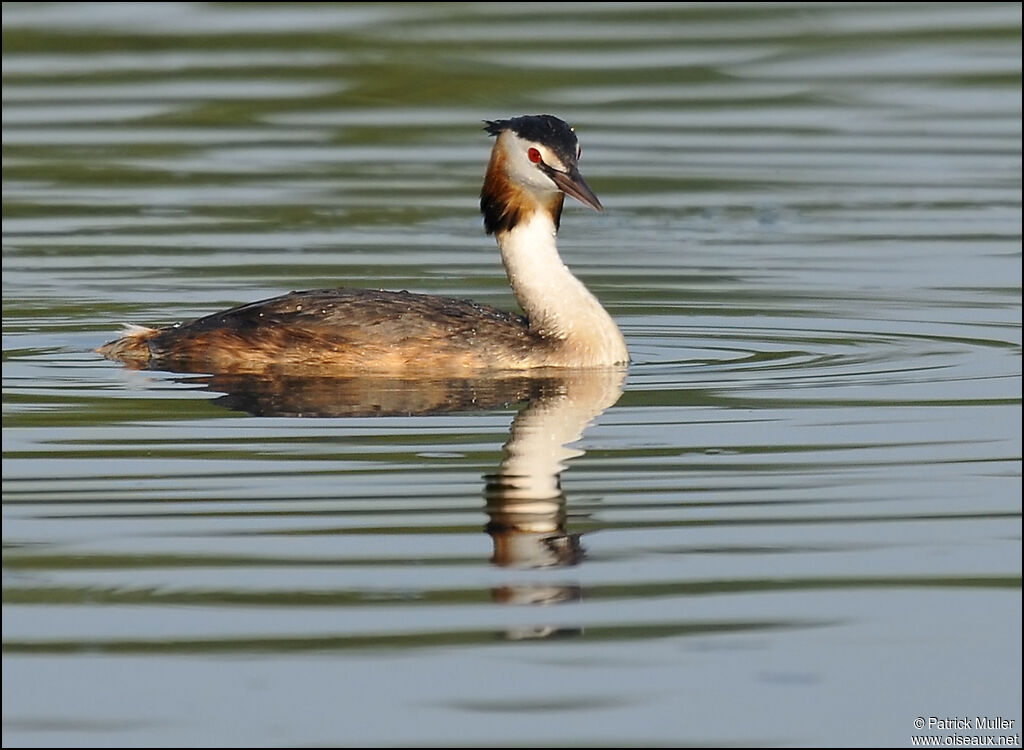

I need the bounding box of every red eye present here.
[527,147,542,164]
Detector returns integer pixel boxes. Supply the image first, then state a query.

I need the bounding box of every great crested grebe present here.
[98,114,629,374]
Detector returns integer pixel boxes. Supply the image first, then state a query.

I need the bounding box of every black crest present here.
[484,114,579,166]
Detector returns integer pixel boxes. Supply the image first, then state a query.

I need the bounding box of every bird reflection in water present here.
[481,368,623,637]
[186,367,625,638]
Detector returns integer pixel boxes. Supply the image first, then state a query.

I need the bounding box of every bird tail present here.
[96,324,159,366]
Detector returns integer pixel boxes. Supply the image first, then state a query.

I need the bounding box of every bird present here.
[97,114,629,375]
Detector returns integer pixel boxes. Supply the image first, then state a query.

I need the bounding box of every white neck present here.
[497,210,628,366]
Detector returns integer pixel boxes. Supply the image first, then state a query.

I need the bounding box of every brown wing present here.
[112,289,545,374]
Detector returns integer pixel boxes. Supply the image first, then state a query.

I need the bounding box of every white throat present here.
[496,210,628,366]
